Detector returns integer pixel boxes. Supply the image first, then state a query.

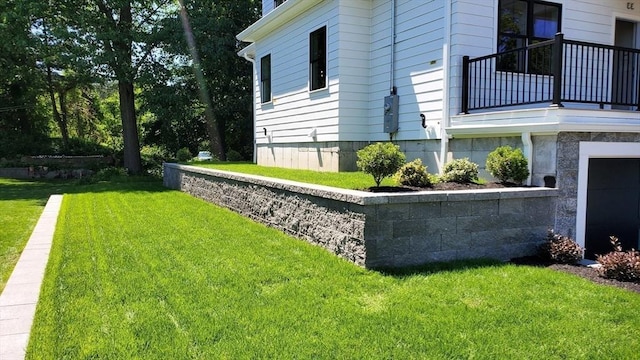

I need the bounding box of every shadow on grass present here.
[0,176,169,203]
[375,258,507,278]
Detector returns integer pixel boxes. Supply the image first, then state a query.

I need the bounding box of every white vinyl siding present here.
[369,0,445,141]
[254,1,340,145]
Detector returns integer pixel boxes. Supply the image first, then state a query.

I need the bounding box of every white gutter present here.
[521,132,533,185]
[439,0,452,173]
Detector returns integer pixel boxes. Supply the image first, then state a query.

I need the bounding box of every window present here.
[260,54,271,103]
[275,0,287,7]
[309,26,327,91]
[497,0,561,72]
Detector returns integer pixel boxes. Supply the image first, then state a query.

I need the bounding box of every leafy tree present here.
[167,0,259,160]
[0,1,51,157]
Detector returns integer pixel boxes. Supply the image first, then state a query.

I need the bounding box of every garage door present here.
[585,158,640,259]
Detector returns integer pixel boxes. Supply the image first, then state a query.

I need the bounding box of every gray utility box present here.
[383,95,399,133]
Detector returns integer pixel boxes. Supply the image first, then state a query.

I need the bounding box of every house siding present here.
[369,0,445,142]
[254,0,340,146]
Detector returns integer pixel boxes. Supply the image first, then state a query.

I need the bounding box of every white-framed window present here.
[309,26,327,91]
[260,54,271,103]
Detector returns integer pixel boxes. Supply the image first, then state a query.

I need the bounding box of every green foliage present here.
[140,145,172,178]
[226,149,244,161]
[597,236,640,283]
[176,147,193,162]
[486,145,530,184]
[441,158,479,183]
[356,142,406,187]
[393,159,431,187]
[539,229,584,264]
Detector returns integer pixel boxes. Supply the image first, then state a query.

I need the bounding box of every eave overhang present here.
[237,0,325,43]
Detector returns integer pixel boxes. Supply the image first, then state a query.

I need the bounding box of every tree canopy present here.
[0,0,260,170]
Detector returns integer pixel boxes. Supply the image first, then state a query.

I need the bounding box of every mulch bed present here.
[365,182,537,192]
[510,256,640,294]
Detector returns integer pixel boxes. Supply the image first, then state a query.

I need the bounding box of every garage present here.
[585,158,640,259]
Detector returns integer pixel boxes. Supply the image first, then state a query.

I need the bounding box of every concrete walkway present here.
[0,195,63,360]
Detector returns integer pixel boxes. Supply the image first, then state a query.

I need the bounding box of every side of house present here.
[238,0,640,257]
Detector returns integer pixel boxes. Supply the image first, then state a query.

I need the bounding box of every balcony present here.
[461,34,640,114]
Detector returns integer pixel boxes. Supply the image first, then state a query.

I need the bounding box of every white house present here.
[237,0,640,258]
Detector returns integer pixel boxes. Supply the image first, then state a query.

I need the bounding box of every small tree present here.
[357,142,406,187]
[486,145,530,184]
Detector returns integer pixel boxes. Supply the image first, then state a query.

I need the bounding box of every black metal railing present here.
[462,33,640,113]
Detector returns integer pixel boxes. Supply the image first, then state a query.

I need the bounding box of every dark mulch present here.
[365,182,529,192]
[510,256,640,294]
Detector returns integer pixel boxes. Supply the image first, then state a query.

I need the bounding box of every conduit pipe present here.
[389,0,396,94]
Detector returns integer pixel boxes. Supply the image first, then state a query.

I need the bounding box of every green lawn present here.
[189,161,396,189]
[27,179,640,359]
[0,178,72,293]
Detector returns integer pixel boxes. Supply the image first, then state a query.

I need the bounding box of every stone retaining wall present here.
[164,163,557,269]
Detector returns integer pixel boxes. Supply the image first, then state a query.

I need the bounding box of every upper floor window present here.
[275,0,287,7]
[309,26,327,91]
[261,54,271,103]
[498,0,561,72]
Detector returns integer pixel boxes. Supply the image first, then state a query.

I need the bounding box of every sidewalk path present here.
[0,195,63,360]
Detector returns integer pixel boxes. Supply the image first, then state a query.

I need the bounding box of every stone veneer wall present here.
[554,132,640,238]
[164,163,557,269]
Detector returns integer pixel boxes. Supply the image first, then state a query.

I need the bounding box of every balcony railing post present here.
[551,33,564,107]
[461,56,470,114]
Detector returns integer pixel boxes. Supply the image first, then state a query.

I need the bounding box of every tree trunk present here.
[119,81,142,174]
[205,111,226,161]
[46,65,69,148]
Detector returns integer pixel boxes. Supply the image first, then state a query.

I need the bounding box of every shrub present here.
[226,149,244,161]
[539,229,584,264]
[176,147,193,162]
[441,158,479,183]
[356,142,406,187]
[597,236,640,283]
[393,159,431,187]
[141,145,172,178]
[486,145,530,184]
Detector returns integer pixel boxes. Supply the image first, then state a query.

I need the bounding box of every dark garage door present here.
[585,158,640,259]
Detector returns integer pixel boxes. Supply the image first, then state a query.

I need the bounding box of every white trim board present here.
[576,141,640,249]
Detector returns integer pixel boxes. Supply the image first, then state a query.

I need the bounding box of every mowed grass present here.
[0,178,72,292]
[190,161,395,189]
[27,180,640,358]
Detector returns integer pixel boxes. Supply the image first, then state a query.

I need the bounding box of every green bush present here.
[176,147,193,162]
[597,236,640,283]
[486,145,530,184]
[393,159,431,187]
[441,158,479,183]
[356,142,406,187]
[539,229,584,264]
[226,149,244,161]
[141,145,172,178]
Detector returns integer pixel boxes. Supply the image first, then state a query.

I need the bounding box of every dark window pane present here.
[532,3,559,38]
[499,0,527,36]
[310,26,326,90]
[261,54,271,103]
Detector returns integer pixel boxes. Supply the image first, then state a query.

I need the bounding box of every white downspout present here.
[243,52,257,163]
[439,0,453,173]
[521,132,533,186]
